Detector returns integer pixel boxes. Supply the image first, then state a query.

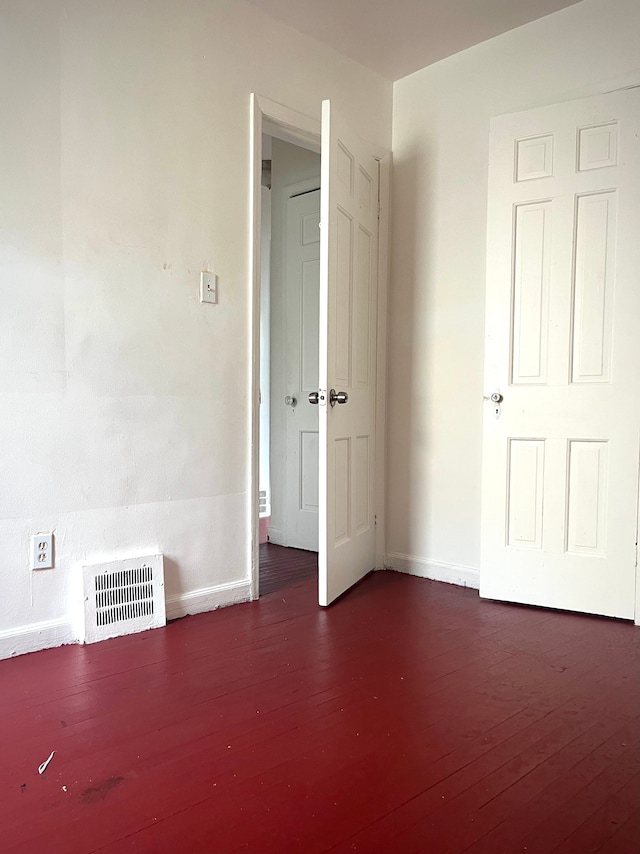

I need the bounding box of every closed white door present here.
[318,100,379,607]
[481,88,640,620]
[284,189,320,551]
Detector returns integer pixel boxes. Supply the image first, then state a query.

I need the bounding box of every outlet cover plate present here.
[31,533,54,570]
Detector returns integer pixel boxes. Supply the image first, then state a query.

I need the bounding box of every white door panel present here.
[481,88,640,620]
[319,101,379,607]
[284,190,320,551]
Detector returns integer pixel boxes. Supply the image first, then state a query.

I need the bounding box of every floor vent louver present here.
[76,555,166,644]
[259,488,269,516]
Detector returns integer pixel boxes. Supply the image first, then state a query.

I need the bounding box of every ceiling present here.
[246,0,583,81]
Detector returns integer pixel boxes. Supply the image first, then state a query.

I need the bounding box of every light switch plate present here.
[200,271,217,304]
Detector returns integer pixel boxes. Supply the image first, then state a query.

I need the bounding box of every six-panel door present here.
[481,88,640,619]
[319,101,379,607]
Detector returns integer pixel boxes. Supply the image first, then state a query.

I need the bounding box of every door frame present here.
[249,93,391,600]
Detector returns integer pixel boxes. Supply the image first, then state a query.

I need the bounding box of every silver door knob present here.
[308,392,319,404]
[284,395,297,407]
[490,392,503,403]
[329,389,349,408]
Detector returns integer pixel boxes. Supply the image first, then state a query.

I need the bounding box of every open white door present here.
[317,101,379,606]
[481,88,640,620]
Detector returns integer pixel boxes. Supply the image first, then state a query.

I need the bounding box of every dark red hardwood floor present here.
[259,541,318,595]
[1,559,638,854]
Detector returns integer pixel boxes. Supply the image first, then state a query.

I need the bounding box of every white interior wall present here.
[267,138,321,545]
[0,0,391,657]
[387,0,640,585]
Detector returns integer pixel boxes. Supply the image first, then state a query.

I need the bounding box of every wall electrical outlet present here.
[200,271,217,304]
[31,533,54,570]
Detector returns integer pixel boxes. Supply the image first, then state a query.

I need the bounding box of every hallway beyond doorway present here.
[259,541,317,596]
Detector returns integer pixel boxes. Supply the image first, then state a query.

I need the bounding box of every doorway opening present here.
[250,97,322,599]
[259,135,321,595]
[250,95,390,605]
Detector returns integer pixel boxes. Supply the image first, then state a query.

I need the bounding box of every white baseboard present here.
[385,552,480,590]
[0,617,76,661]
[166,579,251,620]
[266,526,285,546]
[1,580,252,660]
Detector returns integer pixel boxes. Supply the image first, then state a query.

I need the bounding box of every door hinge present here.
[374,514,377,528]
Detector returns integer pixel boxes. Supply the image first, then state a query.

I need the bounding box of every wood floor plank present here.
[519,743,640,854]
[399,720,640,854]
[457,719,638,854]
[595,809,640,854]
[551,771,640,854]
[328,708,637,853]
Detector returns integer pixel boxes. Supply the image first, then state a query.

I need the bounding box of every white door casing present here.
[481,88,640,620]
[284,188,320,551]
[319,100,379,607]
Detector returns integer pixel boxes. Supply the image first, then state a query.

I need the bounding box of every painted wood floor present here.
[1,561,639,853]
[259,541,318,595]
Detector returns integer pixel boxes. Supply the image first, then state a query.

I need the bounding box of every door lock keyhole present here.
[489,391,503,419]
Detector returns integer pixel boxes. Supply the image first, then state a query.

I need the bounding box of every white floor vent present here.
[75,554,166,644]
